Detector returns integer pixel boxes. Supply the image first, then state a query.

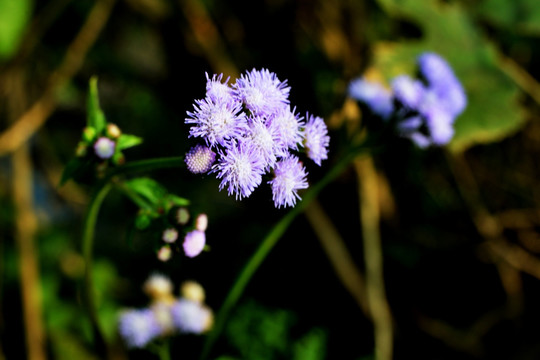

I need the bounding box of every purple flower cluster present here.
[118,277,213,349]
[348,52,466,148]
[185,69,330,208]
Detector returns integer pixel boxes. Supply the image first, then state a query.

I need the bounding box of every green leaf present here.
[116,134,143,151]
[123,177,167,207]
[165,194,190,207]
[372,0,527,152]
[474,0,540,35]
[87,76,106,134]
[0,0,32,60]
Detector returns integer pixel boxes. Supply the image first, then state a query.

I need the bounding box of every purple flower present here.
[302,113,329,166]
[183,230,206,258]
[242,116,280,169]
[266,106,303,155]
[417,52,466,116]
[348,77,394,119]
[391,75,425,110]
[425,107,454,145]
[185,97,247,148]
[94,137,115,159]
[185,144,216,174]
[118,308,162,348]
[205,73,234,102]
[269,155,308,208]
[171,299,212,334]
[234,68,290,117]
[212,143,266,200]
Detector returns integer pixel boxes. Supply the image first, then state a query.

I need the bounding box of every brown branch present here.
[304,200,370,317]
[355,156,393,360]
[0,0,117,157]
[179,0,238,78]
[8,68,46,360]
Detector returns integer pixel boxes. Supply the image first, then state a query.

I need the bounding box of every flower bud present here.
[162,228,178,244]
[195,213,208,232]
[106,123,122,138]
[157,245,172,262]
[82,126,97,143]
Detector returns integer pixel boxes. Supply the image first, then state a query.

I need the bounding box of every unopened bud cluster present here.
[156,208,209,262]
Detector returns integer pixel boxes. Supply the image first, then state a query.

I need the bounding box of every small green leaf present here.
[123,177,167,207]
[135,212,152,230]
[116,134,143,151]
[165,194,190,207]
[87,76,106,134]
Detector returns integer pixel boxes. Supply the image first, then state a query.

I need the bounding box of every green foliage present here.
[0,0,32,60]
[292,328,327,360]
[224,301,327,360]
[373,0,527,152]
[116,134,143,151]
[474,0,540,35]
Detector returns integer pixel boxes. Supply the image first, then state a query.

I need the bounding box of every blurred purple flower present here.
[348,77,394,119]
[183,230,206,258]
[118,308,162,348]
[171,299,212,334]
[94,137,115,159]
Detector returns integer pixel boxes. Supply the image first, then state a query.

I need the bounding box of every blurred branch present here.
[179,0,238,78]
[0,0,117,157]
[496,49,540,106]
[304,200,370,317]
[355,156,393,360]
[8,70,46,360]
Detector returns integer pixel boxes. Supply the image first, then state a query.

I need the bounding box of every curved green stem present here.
[200,146,365,360]
[81,155,184,355]
[82,181,113,358]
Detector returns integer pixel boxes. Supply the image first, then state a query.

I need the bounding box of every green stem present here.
[108,156,184,179]
[82,181,113,358]
[200,146,364,360]
[81,155,184,355]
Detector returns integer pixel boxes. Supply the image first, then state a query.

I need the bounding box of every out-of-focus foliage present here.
[223,300,326,360]
[373,0,526,152]
[0,0,32,60]
[474,0,540,34]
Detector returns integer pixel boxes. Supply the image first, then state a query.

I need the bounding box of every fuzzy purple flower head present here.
[269,155,308,208]
[185,68,330,208]
[118,308,163,348]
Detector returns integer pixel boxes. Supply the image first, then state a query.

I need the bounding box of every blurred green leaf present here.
[475,0,540,35]
[87,76,107,134]
[292,328,326,360]
[124,177,167,207]
[116,133,143,151]
[0,0,32,60]
[164,194,190,207]
[373,0,526,152]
